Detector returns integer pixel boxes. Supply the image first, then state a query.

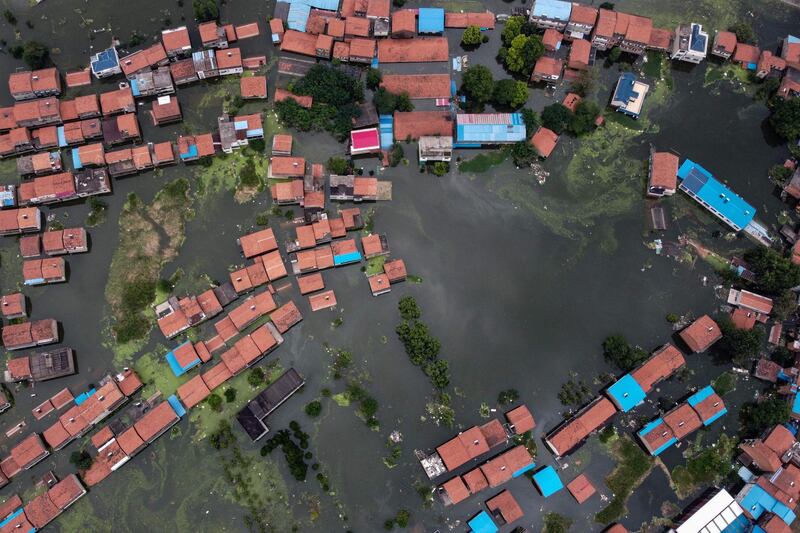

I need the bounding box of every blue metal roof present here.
[167,394,187,418]
[180,144,198,160]
[638,418,677,455]
[512,462,536,478]
[379,114,393,149]
[456,113,526,144]
[57,126,67,147]
[287,2,311,31]
[688,385,727,425]
[792,394,800,416]
[607,374,646,412]
[165,342,201,377]
[418,8,445,34]
[690,24,707,52]
[739,483,797,525]
[74,388,97,406]
[130,78,140,97]
[788,35,800,44]
[71,148,83,170]
[334,251,362,265]
[532,0,572,21]
[468,511,498,533]
[91,47,119,74]
[533,465,564,497]
[0,508,25,528]
[677,159,755,231]
[722,514,753,533]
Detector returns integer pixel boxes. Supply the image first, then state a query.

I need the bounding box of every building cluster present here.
[412,405,534,531]
[545,315,724,458]
[0,473,87,531]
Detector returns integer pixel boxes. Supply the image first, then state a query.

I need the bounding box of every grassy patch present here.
[192,147,270,203]
[133,346,184,399]
[0,246,22,294]
[671,433,738,499]
[711,372,738,396]
[543,512,573,533]
[704,63,752,92]
[86,198,108,227]
[603,111,646,131]
[643,51,663,79]
[365,256,386,276]
[595,435,654,525]
[458,150,508,173]
[104,180,194,359]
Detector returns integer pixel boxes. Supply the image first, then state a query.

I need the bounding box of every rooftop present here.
[679,314,722,353]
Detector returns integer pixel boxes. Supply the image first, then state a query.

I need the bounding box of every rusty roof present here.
[679,315,722,352]
[394,111,452,141]
[177,375,212,409]
[650,152,679,190]
[133,401,178,442]
[663,403,702,439]
[378,37,449,63]
[380,74,450,99]
[241,76,267,98]
[630,343,685,392]
[271,301,303,333]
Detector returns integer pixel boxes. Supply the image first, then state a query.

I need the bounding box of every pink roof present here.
[351,128,380,150]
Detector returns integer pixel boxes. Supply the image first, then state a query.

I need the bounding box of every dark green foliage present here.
[543,512,572,533]
[238,157,260,188]
[248,138,265,152]
[492,79,528,109]
[461,65,494,105]
[128,32,146,48]
[262,429,309,480]
[392,0,405,6]
[70,450,93,470]
[666,313,680,323]
[20,41,49,69]
[521,108,540,138]
[359,396,378,418]
[602,335,648,371]
[247,367,265,387]
[373,88,414,114]
[209,421,236,450]
[740,397,790,437]
[772,290,797,320]
[327,156,351,175]
[509,141,539,167]
[608,46,622,63]
[431,161,449,176]
[497,389,519,405]
[541,103,573,134]
[388,143,404,167]
[728,21,755,44]
[569,100,601,136]
[305,400,322,417]
[770,98,800,140]
[293,65,364,105]
[366,68,382,90]
[3,10,16,24]
[769,164,793,183]
[462,25,482,46]
[207,393,223,412]
[558,377,591,406]
[121,277,156,310]
[193,0,219,22]
[394,509,410,528]
[396,321,440,365]
[9,45,23,59]
[332,349,352,378]
[722,321,753,363]
[598,425,616,443]
[744,247,800,294]
[755,77,780,102]
[398,296,421,320]
[772,346,796,366]
[599,2,614,9]
[224,388,237,403]
[502,34,545,75]
[595,437,652,524]
[424,360,450,389]
[384,520,395,531]
[570,68,599,97]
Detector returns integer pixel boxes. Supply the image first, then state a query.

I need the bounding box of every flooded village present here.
[0,0,797,531]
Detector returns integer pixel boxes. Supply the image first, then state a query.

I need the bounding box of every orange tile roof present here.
[280,30,319,57]
[679,315,722,352]
[566,474,596,504]
[731,308,756,330]
[345,16,371,37]
[309,289,337,311]
[649,27,672,50]
[734,43,760,64]
[271,301,303,333]
[444,11,495,29]
[116,426,145,456]
[568,38,591,69]
[383,259,406,282]
[65,69,91,88]
[162,26,192,53]
[202,362,233,390]
[437,426,489,471]
[380,74,450,99]
[441,476,470,504]
[235,22,261,39]
[546,397,616,455]
[650,151,679,190]
[534,56,563,78]
[216,47,242,70]
[543,28,563,51]
[570,4,597,25]
[624,14,652,44]
[714,31,737,53]
[119,43,168,76]
[298,272,325,294]
[271,156,306,177]
[505,405,535,434]
[177,375,212,408]
[272,134,293,154]
[394,111,452,140]
[349,38,376,59]
[274,88,313,108]
[462,468,488,494]
[24,490,60,528]
[100,87,134,115]
[630,343,685,392]
[486,489,524,523]
[239,228,277,258]
[663,403,702,439]
[133,401,178,442]
[240,76,267,98]
[594,8,616,38]
[530,127,558,158]
[391,10,416,35]
[327,18,345,38]
[378,37,449,63]
[199,21,224,44]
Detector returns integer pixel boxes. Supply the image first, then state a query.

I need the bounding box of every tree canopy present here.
[770,98,800,140]
[602,335,648,371]
[541,103,574,134]
[569,100,601,136]
[462,25,482,46]
[193,0,219,22]
[492,79,529,109]
[373,88,413,114]
[728,21,756,44]
[20,41,49,69]
[366,68,382,90]
[716,317,765,367]
[740,397,790,437]
[461,65,495,105]
[503,34,545,76]
[744,247,800,294]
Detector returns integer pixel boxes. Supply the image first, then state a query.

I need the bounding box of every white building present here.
[669,489,746,533]
[671,23,709,64]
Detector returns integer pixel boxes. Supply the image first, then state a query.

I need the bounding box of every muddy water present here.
[0,0,796,531]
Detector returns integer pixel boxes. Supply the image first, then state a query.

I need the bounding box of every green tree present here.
[541,103,574,134]
[431,161,449,176]
[398,296,421,320]
[521,108,540,139]
[3,10,16,25]
[21,41,49,69]
[462,65,494,105]
[395,509,410,528]
[305,400,322,417]
[366,68,382,90]
[602,335,647,371]
[396,321,440,365]
[599,2,614,9]
[744,247,800,294]
[247,368,265,387]
[728,21,756,44]
[327,156,351,175]
[462,25,482,46]
[770,164,793,183]
[504,34,544,76]
[501,16,526,46]
[69,450,93,470]
[716,317,765,366]
[373,88,413,114]
[569,100,601,136]
[740,397,790,437]
[388,143,404,167]
[207,393,223,412]
[498,389,520,405]
[193,0,219,22]
[571,68,599,97]
[492,79,529,109]
[772,346,796,367]
[772,290,797,320]
[509,141,539,166]
[608,46,622,63]
[424,360,450,389]
[224,388,237,403]
[770,98,800,140]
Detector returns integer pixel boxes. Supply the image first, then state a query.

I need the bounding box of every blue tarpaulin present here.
[57,126,67,147]
[512,462,536,478]
[71,148,83,169]
[468,511,498,533]
[334,252,361,266]
[180,144,198,160]
[0,508,25,528]
[533,466,564,497]
[74,388,97,406]
[168,395,187,417]
[606,374,646,412]
[165,341,201,377]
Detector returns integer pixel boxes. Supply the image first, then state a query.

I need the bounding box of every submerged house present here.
[677,159,755,232]
[610,73,649,119]
[455,113,526,146]
[236,368,306,441]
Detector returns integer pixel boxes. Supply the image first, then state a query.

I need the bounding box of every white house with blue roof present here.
[611,73,650,119]
[90,47,122,79]
[671,23,709,64]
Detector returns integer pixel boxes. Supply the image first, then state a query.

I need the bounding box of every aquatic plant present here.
[595,436,653,524]
[497,389,519,405]
[543,512,573,533]
[602,335,648,372]
[305,400,322,417]
[671,434,737,498]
